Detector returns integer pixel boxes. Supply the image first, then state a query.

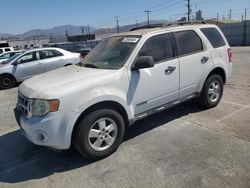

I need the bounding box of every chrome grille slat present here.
[17,92,29,117]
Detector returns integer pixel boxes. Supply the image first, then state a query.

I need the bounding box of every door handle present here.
[165,66,176,74]
[201,56,209,64]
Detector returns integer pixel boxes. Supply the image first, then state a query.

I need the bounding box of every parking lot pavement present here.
[0,47,250,188]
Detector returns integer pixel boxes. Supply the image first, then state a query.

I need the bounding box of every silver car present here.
[0,47,80,89]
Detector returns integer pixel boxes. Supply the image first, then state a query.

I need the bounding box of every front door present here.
[129,33,179,115]
[12,51,45,80]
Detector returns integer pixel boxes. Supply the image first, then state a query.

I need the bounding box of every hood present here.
[19,65,117,98]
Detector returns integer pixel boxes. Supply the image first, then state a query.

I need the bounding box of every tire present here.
[199,74,224,108]
[73,108,125,160]
[0,74,16,89]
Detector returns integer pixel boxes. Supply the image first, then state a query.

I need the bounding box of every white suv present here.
[14,24,232,159]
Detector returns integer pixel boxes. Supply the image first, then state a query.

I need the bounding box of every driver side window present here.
[18,52,37,64]
[139,33,174,64]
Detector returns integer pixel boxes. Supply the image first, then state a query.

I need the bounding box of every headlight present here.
[28,99,60,117]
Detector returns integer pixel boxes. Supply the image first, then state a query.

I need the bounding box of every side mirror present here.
[132,56,154,70]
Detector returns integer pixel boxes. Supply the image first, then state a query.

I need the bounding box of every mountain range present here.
[0,20,167,40]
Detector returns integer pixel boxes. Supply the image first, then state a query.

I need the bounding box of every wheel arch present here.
[0,73,16,80]
[206,67,226,84]
[71,100,130,145]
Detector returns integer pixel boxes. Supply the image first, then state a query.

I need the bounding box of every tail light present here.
[227,48,232,63]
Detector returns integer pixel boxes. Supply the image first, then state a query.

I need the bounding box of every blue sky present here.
[1,0,249,34]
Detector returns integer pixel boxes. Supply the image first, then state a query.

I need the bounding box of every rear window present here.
[175,30,203,56]
[200,28,226,48]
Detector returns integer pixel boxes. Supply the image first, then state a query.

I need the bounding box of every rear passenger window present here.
[175,30,203,56]
[139,34,174,63]
[5,48,11,52]
[40,50,63,59]
[200,28,226,48]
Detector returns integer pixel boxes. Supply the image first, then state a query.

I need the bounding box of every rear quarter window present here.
[200,28,226,48]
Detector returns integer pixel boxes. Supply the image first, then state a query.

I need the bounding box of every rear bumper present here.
[14,108,80,150]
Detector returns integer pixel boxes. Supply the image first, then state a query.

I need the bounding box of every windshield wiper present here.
[82,63,99,69]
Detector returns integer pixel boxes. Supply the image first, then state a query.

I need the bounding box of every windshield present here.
[2,53,20,64]
[80,36,140,70]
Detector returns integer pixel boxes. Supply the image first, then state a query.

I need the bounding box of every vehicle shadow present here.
[0,100,204,183]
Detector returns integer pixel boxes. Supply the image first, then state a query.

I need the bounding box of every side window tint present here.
[139,34,173,63]
[0,53,11,59]
[175,30,203,56]
[18,52,37,63]
[200,28,226,48]
[40,50,63,59]
[5,48,11,52]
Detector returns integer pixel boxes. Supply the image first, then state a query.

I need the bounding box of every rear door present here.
[38,49,65,71]
[175,30,213,98]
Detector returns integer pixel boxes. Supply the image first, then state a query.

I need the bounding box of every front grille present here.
[17,92,29,117]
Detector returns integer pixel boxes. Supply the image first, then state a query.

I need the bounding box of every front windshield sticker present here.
[122,37,139,43]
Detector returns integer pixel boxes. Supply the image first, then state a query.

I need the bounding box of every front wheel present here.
[199,74,224,108]
[0,74,16,89]
[73,109,125,160]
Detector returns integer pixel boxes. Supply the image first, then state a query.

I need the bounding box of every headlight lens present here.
[28,99,59,117]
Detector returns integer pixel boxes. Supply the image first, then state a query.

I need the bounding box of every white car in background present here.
[0,47,80,89]
[0,50,23,64]
[0,47,14,54]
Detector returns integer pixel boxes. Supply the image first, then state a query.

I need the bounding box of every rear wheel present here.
[73,108,125,160]
[0,74,16,89]
[199,74,224,108]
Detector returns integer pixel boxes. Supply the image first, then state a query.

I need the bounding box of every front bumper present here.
[14,108,80,150]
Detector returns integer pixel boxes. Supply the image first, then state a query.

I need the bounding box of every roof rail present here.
[130,23,164,31]
[163,20,207,27]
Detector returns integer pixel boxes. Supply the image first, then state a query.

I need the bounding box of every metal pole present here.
[187,0,191,21]
[144,10,151,26]
[229,9,232,19]
[243,8,247,46]
[115,17,119,33]
[217,13,219,25]
[88,24,90,35]
[245,8,247,21]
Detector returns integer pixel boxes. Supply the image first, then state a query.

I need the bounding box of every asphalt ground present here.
[0,47,249,188]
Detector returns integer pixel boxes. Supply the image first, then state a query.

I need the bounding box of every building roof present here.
[206,18,240,24]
